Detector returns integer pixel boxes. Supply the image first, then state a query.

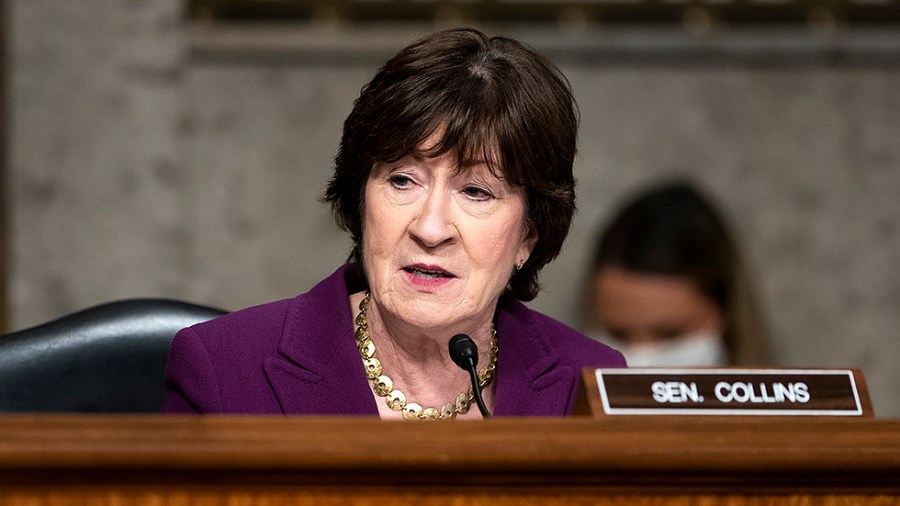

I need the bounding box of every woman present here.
[163,28,625,419]
[583,181,770,367]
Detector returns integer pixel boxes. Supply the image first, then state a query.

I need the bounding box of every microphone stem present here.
[465,364,491,419]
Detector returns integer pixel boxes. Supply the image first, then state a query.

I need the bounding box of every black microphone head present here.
[448,333,479,370]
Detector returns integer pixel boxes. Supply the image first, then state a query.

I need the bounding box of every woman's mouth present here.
[403,265,455,280]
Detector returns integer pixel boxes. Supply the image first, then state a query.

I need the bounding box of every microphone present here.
[448,334,491,419]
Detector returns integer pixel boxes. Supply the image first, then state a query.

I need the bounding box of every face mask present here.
[591,331,728,368]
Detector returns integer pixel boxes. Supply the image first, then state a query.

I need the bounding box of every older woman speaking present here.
[163,28,625,419]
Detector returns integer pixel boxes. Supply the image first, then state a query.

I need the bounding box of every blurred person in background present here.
[583,180,770,367]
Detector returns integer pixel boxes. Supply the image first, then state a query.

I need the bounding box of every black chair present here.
[0,298,227,413]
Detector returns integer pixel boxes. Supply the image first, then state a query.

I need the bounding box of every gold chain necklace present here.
[354,292,498,420]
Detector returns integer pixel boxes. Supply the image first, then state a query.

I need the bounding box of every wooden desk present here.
[0,415,898,505]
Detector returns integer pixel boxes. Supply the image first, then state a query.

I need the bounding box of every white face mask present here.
[591,331,728,368]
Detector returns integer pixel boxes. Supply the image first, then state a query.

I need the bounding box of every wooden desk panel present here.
[0,415,897,505]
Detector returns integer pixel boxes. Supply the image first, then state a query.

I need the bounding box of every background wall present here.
[8,1,900,416]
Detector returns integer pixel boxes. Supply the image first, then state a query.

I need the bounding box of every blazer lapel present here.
[261,267,577,417]
[492,293,577,417]
[263,265,377,415]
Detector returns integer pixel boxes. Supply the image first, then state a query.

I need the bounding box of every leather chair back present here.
[0,299,226,412]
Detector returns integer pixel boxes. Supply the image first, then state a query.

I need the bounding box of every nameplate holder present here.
[575,368,873,417]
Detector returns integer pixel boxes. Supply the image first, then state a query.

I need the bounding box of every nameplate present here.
[577,368,872,417]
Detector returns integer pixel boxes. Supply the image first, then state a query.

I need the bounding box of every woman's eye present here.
[388,174,413,188]
[462,186,492,201]
[658,328,686,341]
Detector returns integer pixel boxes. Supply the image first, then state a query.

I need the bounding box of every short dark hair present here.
[324,27,578,301]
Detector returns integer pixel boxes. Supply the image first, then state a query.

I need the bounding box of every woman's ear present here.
[517,229,538,266]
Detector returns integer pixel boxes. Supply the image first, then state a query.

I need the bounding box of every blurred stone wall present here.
[8,1,900,416]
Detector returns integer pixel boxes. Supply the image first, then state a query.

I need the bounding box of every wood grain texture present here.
[0,490,898,506]
[0,415,897,505]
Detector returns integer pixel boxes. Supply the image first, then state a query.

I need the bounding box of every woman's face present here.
[361,136,536,336]
[592,265,724,345]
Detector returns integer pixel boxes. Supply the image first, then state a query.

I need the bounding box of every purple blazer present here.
[163,264,626,416]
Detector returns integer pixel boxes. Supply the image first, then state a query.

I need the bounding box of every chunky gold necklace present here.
[354,292,498,420]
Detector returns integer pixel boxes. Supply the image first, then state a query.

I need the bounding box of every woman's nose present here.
[409,190,456,248]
